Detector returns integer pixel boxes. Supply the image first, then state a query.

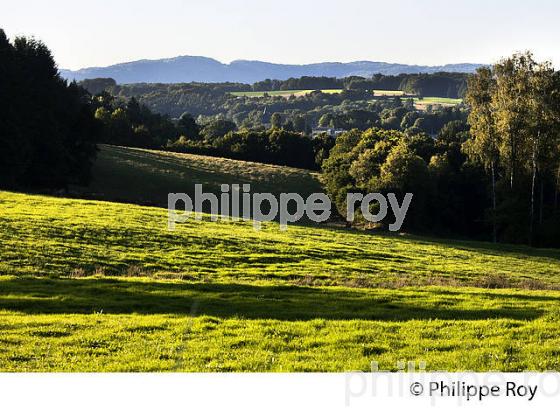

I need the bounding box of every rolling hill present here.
[0,136,560,372]
[1,188,559,371]
[60,56,483,84]
[74,145,322,208]
[2,145,559,372]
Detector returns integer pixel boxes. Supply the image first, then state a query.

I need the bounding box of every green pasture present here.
[1,190,559,371]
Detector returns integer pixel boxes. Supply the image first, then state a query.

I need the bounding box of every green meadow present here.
[75,145,322,207]
[230,89,466,109]
[408,96,463,108]
[230,89,344,98]
[229,89,407,98]
[1,190,559,371]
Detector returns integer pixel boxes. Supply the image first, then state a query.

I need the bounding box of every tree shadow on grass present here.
[316,224,560,263]
[0,278,553,321]
[389,232,560,262]
[426,287,559,303]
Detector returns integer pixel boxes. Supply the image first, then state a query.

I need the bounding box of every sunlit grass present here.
[1,191,559,371]
[230,89,344,98]
[229,89,407,98]
[372,89,405,96]
[2,191,559,286]
[407,96,463,108]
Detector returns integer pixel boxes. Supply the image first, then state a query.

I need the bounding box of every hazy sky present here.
[3,0,560,70]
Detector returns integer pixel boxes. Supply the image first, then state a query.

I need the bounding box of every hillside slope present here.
[75,145,322,208]
[1,191,560,371]
[2,191,560,286]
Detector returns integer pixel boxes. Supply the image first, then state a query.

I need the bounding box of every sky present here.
[2,0,560,70]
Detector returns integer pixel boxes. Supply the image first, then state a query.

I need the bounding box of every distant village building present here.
[311,127,345,139]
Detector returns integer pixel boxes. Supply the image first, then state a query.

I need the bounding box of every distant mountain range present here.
[60,56,483,84]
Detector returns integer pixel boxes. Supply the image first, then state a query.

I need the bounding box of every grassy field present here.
[74,145,322,208]
[230,89,344,98]
[373,90,405,96]
[230,89,465,109]
[407,96,463,109]
[1,190,559,371]
[230,89,408,98]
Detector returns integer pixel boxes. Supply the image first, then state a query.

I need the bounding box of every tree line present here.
[81,73,467,123]
[82,72,469,101]
[88,79,465,139]
[167,124,334,170]
[322,53,560,246]
[0,29,99,189]
[251,73,468,98]
[91,95,333,170]
[464,52,560,246]
[90,90,464,171]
